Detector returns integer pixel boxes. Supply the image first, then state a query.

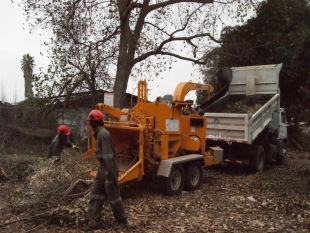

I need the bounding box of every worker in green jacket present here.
[48,124,79,162]
[81,109,128,231]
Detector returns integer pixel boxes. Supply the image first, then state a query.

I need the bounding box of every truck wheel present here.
[164,165,185,196]
[250,145,265,173]
[184,161,202,191]
[277,142,287,165]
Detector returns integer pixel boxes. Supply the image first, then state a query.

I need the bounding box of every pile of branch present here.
[0,151,97,228]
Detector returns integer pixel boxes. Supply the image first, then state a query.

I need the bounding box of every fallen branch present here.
[60,179,89,200]
[0,167,9,181]
[67,189,91,199]
[0,213,47,228]
[23,220,49,233]
[158,222,172,232]
[42,168,91,196]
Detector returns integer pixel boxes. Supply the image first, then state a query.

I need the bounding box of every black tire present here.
[184,161,202,191]
[277,142,287,165]
[164,165,185,196]
[250,145,265,173]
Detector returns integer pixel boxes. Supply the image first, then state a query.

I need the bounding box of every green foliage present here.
[198,47,222,105]
[204,0,310,122]
[16,97,52,127]
[2,151,91,226]
[0,154,39,181]
[17,97,47,108]
[21,54,35,72]
[161,94,173,103]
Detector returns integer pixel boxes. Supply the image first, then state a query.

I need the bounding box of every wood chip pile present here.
[224,99,263,114]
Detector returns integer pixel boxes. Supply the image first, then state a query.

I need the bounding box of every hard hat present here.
[88,109,104,121]
[57,125,70,135]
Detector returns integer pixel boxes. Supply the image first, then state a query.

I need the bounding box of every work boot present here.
[81,225,93,232]
[81,223,106,231]
[114,222,129,230]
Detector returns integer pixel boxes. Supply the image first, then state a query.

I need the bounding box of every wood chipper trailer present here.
[79,81,222,196]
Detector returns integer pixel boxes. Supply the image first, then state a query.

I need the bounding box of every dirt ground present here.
[0,148,309,233]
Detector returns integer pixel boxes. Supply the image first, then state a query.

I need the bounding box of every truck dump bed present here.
[204,64,282,144]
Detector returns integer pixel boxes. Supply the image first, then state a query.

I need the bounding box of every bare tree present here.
[21,0,259,108]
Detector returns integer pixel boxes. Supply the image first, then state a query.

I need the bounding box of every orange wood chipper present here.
[79,80,223,196]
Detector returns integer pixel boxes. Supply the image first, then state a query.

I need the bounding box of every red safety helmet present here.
[88,109,104,121]
[57,125,70,135]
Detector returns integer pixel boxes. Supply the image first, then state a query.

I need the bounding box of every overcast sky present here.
[0,0,203,104]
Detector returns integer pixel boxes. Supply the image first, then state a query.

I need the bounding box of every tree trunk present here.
[84,72,101,107]
[113,59,133,109]
[24,69,33,98]
[113,1,135,109]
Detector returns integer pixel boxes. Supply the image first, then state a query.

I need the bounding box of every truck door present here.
[278,108,287,139]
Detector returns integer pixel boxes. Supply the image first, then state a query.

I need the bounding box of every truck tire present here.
[164,165,185,196]
[250,145,265,173]
[276,142,287,165]
[184,161,202,191]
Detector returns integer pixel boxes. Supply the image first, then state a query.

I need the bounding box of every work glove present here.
[72,145,79,151]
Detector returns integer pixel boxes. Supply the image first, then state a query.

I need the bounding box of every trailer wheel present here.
[184,161,202,191]
[277,142,287,165]
[250,145,265,173]
[164,165,185,196]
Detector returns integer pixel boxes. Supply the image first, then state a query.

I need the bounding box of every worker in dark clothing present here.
[48,124,79,162]
[81,109,128,231]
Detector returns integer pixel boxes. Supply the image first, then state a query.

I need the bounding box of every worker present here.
[81,109,128,231]
[48,124,79,162]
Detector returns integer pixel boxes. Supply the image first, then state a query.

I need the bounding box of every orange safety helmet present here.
[88,109,104,121]
[57,125,70,135]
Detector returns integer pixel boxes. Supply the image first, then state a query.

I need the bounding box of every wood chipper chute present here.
[78,119,145,184]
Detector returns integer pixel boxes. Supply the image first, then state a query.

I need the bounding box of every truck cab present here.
[269,108,287,139]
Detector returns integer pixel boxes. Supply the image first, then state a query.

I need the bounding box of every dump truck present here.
[200,64,287,173]
[79,81,222,196]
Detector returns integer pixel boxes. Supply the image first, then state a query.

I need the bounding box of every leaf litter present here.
[0,149,309,232]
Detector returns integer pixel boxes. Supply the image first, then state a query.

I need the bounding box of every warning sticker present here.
[166,119,179,131]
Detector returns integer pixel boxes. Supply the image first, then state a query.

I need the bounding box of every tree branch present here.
[133,32,222,64]
[159,51,205,64]
[148,0,214,12]
[122,1,143,19]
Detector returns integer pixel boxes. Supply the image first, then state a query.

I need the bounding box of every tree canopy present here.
[20,0,260,108]
[202,0,310,122]
[161,94,173,103]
